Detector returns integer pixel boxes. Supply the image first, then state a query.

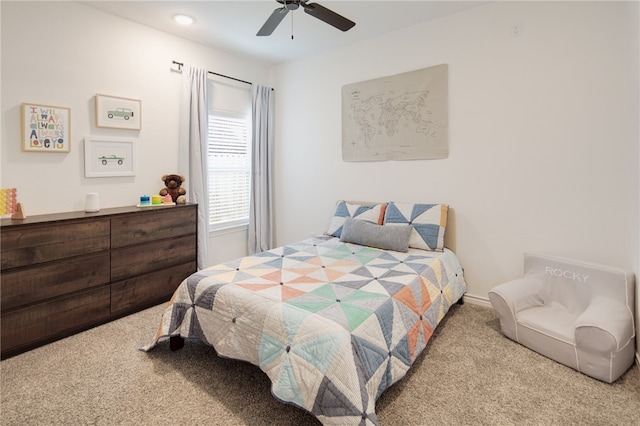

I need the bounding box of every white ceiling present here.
[79,1,487,64]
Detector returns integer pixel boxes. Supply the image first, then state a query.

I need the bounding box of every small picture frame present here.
[21,103,71,152]
[95,94,141,130]
[84,136,135,178]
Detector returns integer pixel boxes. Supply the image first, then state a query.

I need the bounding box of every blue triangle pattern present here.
[383,202,405,223]
[312,375,363,417]
[411,203,436,219]
[328,201,348,218]
[412,222,440,250]
[351,335,389,381]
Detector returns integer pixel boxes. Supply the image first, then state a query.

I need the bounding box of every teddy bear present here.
[159,174,187,204]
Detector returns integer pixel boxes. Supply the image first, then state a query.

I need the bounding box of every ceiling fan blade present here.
[257,7,289,36]
[301,2,355,32]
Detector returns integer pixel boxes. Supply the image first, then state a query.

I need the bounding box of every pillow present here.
[340,218,412,252]
[384,202,448,251]
[326,201,386,238]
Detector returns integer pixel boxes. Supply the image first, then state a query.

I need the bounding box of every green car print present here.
[107,108,134,120]
[99,155,124,165]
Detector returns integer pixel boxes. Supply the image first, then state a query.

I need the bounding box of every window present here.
[206,78,252,232]
[207,112,251,231]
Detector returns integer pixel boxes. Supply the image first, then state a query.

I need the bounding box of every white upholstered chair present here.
[488,253,635,383]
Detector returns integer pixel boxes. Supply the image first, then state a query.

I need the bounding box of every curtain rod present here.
[172,60,252,86]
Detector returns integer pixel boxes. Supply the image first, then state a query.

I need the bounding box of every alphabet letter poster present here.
[21,103,71,152]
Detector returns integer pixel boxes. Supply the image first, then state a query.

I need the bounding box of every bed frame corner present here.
[169,335,185,351]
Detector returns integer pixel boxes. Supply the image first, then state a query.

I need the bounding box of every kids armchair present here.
[488,253,635,383]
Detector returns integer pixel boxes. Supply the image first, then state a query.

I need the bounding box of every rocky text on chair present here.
[545,267,589,282]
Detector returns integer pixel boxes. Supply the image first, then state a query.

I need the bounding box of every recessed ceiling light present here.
[174,14,194,25]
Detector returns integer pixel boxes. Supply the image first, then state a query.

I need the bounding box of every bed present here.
[143,201,466,425]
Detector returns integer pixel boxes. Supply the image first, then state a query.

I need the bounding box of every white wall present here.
[270,1,639,317]
[1,1,271,266]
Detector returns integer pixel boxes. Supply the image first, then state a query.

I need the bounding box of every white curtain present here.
[178,64,210,269]
[248,84,275,254]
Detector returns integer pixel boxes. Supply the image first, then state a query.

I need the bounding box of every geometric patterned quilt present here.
[144,236,466,425]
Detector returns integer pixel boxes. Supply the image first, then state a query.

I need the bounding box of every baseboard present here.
[462,293,492,308]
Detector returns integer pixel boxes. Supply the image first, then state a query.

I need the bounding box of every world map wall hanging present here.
[342,64,448,162]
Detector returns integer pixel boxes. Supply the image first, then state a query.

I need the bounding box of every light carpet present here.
[1,302,638,425]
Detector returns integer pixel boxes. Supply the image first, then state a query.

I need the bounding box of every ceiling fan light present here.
[174,14,194,25]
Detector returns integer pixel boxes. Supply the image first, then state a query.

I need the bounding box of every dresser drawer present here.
[111,261,196,316]
[111,234,196,281]
[1,219,110,270]
[1,252,110,311]
[0,286,111,354]
[111,206,196,248]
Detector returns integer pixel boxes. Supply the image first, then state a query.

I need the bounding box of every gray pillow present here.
[339,218,412,252]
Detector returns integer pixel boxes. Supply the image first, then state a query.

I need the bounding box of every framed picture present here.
[95,94,141,130]
[84,136,135,178]
[21,103,71,152]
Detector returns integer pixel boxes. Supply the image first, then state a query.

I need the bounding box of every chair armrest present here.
[574,298,635,353]
[489,275,546,317]
[488,275,545,341]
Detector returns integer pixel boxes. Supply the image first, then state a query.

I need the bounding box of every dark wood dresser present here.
[0,204,197,359]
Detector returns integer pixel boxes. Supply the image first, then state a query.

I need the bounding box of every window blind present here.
[208,114,251,229]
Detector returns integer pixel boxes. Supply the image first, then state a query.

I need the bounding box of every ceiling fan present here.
[257,0,356,37]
